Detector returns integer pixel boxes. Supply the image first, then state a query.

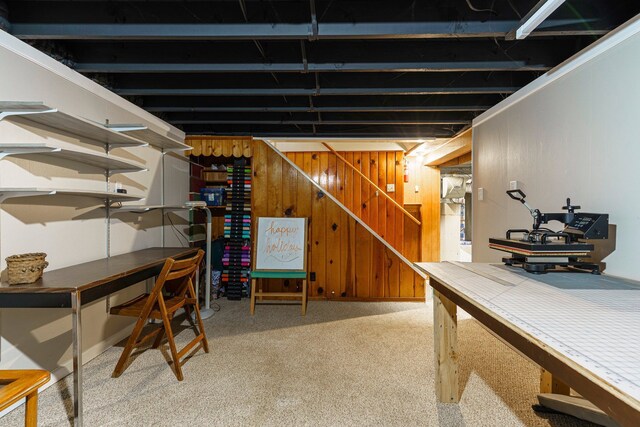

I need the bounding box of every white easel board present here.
[255,217,307,272]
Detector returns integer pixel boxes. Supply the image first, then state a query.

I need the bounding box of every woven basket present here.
[6,253,48,285]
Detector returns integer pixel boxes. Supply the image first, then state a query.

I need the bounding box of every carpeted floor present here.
[2,300,596,427]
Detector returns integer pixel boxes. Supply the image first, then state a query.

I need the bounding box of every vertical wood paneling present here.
[303,152,312,176]
[344,152,354,212]
[327,152,337,196]
[360,152,370,225]
[354,223,371,298]
[371,238,386,298]
[339,209,350,297]
[352,152,362,219]
[253,141,268,217]
[266,148,283,292]
[386,153,396,249]
[222,140,233,157]
[326,198,342,299]
[282,159,297,217]
[311,153,320,183]
[414,272,426,298]
[377,152,387,240]
[267,148,283,217]
[282,150,423,259]
[399,262,414,297]
[369,152,379,236]
[252,142,426,301]
[336,156,345,204]
[395,152,405,254]
[385,246,400,298]
[422,166,441,262]
[311,187,327,297]
[232,140,243,157]
[319,153,329,188]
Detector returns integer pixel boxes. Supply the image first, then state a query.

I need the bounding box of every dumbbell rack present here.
[222,159,251,300]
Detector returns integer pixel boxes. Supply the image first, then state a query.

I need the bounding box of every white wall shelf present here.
[0,102,147,149]
[106,124,190,151]
[109,204,186,213]
[0,143,147,175]
[0,188,142,203]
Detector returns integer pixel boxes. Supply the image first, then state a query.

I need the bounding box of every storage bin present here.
[200,187,225,206]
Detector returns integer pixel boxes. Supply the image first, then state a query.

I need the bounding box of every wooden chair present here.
[0,369,50,427]
[110,250,208,381]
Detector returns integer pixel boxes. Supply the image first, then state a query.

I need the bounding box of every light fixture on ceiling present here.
[515,0,566,40]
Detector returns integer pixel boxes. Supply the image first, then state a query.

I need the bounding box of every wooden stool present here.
[250,271,308,315]
[0,369,50,427]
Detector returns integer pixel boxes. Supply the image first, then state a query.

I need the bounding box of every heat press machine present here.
[489,190,610,274]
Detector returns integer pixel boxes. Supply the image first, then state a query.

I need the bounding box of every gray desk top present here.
[0,247,197,294]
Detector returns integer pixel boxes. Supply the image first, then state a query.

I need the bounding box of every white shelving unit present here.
[0,102,147,149]
[106,124,190,151]
[0,143,147,175]
[109,204,184,213]
[0,188,142,204]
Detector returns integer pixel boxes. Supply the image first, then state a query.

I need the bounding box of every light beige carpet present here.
[2,300,596,426]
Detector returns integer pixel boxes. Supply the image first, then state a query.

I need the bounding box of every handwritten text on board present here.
[256,217,306,271]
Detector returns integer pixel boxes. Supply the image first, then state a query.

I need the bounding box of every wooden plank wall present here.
[404,158,441,262]
[286,150,414,258]
[253,141,425,301]
[185,136,253,157]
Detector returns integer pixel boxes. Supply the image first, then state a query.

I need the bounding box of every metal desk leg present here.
[71,292,83,427]
[200,206,214,319]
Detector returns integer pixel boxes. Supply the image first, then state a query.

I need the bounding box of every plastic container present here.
[200,187,225,206]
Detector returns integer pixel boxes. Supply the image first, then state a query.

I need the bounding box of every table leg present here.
[540,368,570,395]
[434,288,459,403]
[71,292,83,427]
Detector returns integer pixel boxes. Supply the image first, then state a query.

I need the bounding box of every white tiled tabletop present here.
[416,262,640,401]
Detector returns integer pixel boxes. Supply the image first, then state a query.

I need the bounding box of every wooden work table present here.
[0,247,199,427]
[415,261,640,427]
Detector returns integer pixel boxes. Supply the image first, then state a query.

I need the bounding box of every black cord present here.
[465,0,497,15]
[166,213,189,247]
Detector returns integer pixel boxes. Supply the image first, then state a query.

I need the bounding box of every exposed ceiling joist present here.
[169,119,471,125]
[116,87,518,96]
[10,20,607,41]
[144,105,491,113]
[74,61,551,73]
[6,0,633,139]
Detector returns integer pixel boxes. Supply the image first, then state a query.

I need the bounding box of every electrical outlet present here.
[509,180,521,190]
[414,185,420,193]
[310,272,316,281]
[478,188,484,201]
[386,183,395,193]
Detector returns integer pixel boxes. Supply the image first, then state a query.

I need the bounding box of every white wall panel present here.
[472,18,640,280]
[0,30,188,402]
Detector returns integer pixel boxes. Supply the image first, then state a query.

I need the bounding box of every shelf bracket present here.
[0,146,61,160]
[0,190,56,204]
[104,123,148,132]
[0,108,58,123]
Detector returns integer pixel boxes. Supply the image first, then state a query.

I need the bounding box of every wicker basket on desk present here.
[6,253,48,285]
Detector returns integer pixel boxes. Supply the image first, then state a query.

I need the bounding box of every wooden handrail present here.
[322,143,421,226]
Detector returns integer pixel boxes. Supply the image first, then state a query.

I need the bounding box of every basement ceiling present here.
[2,1,638,139]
